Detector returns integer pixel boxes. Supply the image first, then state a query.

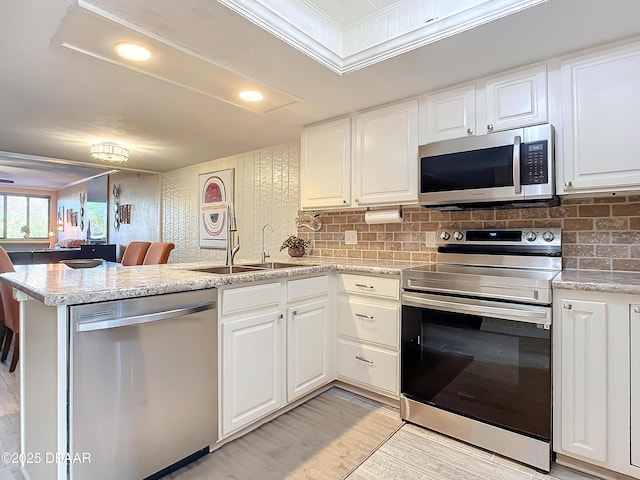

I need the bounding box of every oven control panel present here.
[436,228,561,248]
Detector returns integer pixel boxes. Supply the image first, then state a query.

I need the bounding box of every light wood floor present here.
[0,366,600,480]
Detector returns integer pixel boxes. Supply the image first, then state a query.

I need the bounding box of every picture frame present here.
[57,206,65,231]
[198,168,234,249]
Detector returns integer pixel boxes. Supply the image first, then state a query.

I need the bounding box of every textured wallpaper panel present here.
[162,141,300,263]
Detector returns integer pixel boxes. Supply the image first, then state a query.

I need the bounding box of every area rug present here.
[165,390,403,480]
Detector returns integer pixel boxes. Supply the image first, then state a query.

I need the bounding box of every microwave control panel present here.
[521,140,548,184]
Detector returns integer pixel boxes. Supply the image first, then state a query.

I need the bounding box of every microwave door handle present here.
[513,135,522,194]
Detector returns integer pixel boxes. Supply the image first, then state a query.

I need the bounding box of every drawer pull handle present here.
[355,313,375,320]
[355,355,374,365]
[355,283,374,289]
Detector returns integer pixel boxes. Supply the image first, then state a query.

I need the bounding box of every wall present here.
[0,185,58,249]
[297,195,640,271]
[108,171,161,260]
[56,182,89,243]
[162,142,300,263]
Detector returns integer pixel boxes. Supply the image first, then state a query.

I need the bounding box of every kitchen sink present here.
[188,262,317,275]
[241,262,316,269]
[190,265,263,274]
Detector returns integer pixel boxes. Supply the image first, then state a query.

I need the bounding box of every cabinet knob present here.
[634,306,640,314]
[466,128,473,135]
[564,181,573,188]
[355,198,360,203]
[563,303,572,309]
[278,314,284,319]
[487,124,494,132]
[292,310,298,316]
[343,200,347,204]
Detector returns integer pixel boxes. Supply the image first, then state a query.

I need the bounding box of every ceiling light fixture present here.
[115,42,151,61]
[239,90,263,102]
[90,142,129,163]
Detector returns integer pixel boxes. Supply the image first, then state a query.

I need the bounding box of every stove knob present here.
[440,231,450,241]
[543,231,555,242]
[525,231,537,242]
[453,231,464,241]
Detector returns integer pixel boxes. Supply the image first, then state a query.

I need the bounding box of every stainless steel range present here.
[401,228,561,472]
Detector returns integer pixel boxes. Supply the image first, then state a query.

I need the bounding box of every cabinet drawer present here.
[221,282,281,316]
[338,274,399,300]
[337,299,398,348]
[287,275,329,302]
[337,339,398,394]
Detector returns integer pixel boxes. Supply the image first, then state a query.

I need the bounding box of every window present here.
[0,194,50,239]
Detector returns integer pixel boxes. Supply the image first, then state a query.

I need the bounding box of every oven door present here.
[401,292,551,441]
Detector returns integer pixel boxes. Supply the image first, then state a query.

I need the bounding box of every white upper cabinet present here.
[423,83,476,142]
[301,100,419,209]
[354,99,419,206]
[483,65,548,133]
[422,65,548,143]
[559,40,640,194]
[300,117,352,209]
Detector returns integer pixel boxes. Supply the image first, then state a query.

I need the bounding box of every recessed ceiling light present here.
[115,43,151,61]
[239,90,264,102]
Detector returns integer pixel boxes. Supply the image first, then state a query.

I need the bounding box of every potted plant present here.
[280,235,311,257]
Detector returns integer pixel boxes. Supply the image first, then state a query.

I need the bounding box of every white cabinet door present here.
[221,310,284,437]
[354,100,419,206]
[560,41,640,194]
[301,117,352,209]
[287,299,331,402]
[631,305,640,467]
[484,65,548,133]
[558,299,608,463]
[424,83,476,142]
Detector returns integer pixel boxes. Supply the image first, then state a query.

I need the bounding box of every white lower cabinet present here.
[554,289,640,478]
[221,309,284,437]
[336,273,400,397]
[557,298,608,462]
[631,304,640,468]
[286,275,333,402]
[219,275,332,439]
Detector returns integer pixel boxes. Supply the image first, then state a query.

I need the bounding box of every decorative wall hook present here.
[295,212,323,232]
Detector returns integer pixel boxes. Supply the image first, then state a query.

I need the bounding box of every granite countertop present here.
[553,269,640,295]
[0,256,426,307]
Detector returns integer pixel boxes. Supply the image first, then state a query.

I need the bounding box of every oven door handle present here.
[402,292,551,325]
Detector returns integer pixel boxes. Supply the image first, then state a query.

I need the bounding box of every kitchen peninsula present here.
[0,258,411,480]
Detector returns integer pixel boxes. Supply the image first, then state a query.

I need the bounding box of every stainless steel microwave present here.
[418,124,555,207]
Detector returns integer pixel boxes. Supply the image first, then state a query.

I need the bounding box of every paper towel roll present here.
[364,208,403,224]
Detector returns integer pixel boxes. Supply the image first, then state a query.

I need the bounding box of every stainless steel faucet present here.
[226,201,240,267]
[261,224,274,263]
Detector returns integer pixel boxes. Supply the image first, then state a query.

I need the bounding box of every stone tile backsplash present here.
[298,196,640,271]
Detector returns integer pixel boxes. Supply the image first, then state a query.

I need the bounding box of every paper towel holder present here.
[364,205,404,224]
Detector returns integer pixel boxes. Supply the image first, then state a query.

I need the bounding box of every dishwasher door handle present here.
[76,301,216,332]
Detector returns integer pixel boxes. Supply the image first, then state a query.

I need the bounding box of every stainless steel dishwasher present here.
[69,289,217,480]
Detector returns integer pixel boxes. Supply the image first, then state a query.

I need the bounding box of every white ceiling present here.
[306,0,404,28]
[1,0,640,189]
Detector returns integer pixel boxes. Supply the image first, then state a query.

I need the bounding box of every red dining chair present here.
[0,247,20,372]
[142,242,175,265]
[121,241,152,266]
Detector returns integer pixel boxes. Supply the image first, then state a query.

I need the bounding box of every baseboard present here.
[555,454,638,480]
